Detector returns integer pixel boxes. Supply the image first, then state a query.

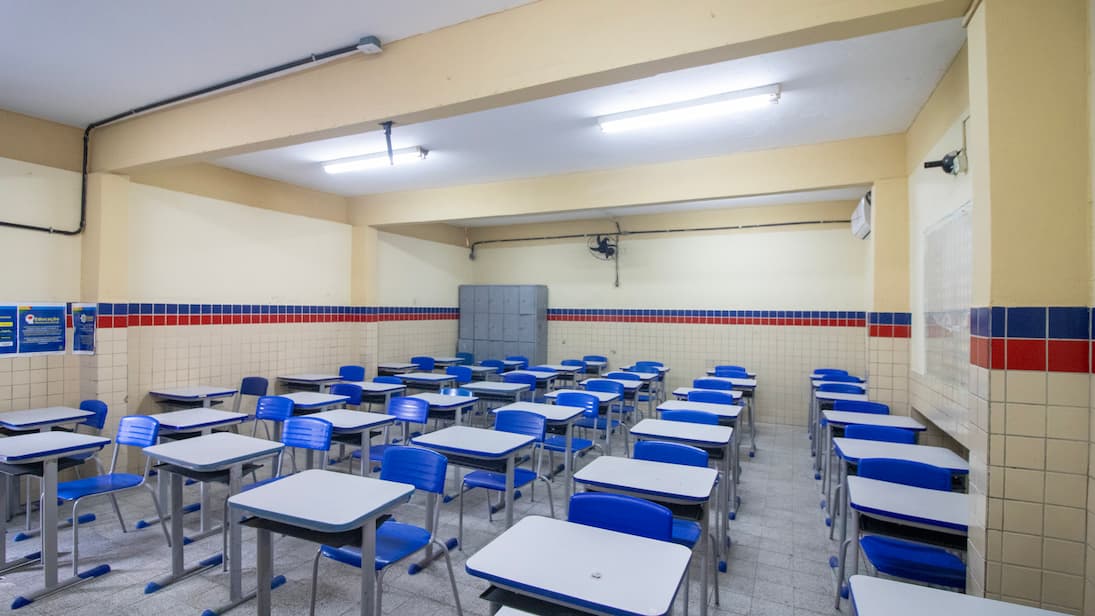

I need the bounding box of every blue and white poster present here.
[0,305,16,356]
[72,303,96,355]
[17,304,66,355]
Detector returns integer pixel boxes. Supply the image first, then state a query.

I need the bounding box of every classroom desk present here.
[574,456,718,616]
[411,426,534,529]
[343,381,406,410]
[656,400,744,482]
[376,362,419,376]
[306,410,395,476]
[808,375,867,439]
[276,373,341,392]
[428,356,464,368]
[535,364,581,384]
[830,437,969,541]
[849,575,1069,616]
[672,387,744,401]
[229,470,413,616]
[701,375,759,456]
[629,418,734,562]
[396,372,457,392]
[493,401,584,501]
[811,390,870,465]
[0,407,93,432]
[625,364,670,374]
[463,381,530,407]
[466,515,690,616]
[510,370,559,389]
[408,392,479,426]
[0,432,110,609]
[279,391,350,414]
[586,374,653,417]
[544,389,623,454]
[150,385,238,408]
[819,410,926,498]
[142,432,284,610]
[467,365,499,381]
[835,476,968,607]
[583,359,607,375]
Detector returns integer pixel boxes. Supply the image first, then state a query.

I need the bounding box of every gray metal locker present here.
[458,284,548,364]
[502,314,520,341]
[488,287,506,314]
[474,312,490,340]
[475,287,490,313]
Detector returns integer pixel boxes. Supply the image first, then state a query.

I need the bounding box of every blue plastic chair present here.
[446,365,473,385]
[815,368,849,376]
[847,459,965,592]
[526,365,555,373]
[410,356,436,372]
[832,400,888,414]
[561,359,586,370]
[310,447,462,615]
[351,397,429,473]
[542,392,597,472]
[568,492,672,541]
[605,371,647,419]
[329,382,363,408]
[56,416,171,577]
[503,371,539,402]
[687,390,737,406]
[480,359,506,373]
[459,411,554,546]
[338,365,366,382]
[372,375,403,385]
[250,396,295,440]
[660,409,720,425]
[505,355,530,369]
[582,379,630,455]
[455,351,474,365]
[439,387,472,397]
[582,355,608,374]
[231,376,269,414]
[818,373,863,383]
[65,399,111,473]
[818,383,867,395]
[844,424,916,444]
[693,378,732,391]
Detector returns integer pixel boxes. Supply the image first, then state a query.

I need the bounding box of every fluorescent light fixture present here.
[597,84,781,134]
[322,146,427,174]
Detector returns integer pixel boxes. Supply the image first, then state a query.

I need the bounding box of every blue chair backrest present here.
[494,410,547,442]
[556,392,599,416]
[78,399,109,430]
[857,458,952,491]
[446,365,473,384]
[817,383,866,395]
[605,371,640,381]
[116,415,160,448]
[832,400,888,414]
[439,387,472,397]
[329,382,363,406]
[713,367,749,377]
[687,390,736,406]
[845,424,917,444]
[338,365,366,382]
[256,396,294,422]
[481,359,505,370]
[239,376,269,397]
[503,372,538,388]
[584,379,625,395]
[693,378,732,391]
[561,359,586,369]
[373,376,402,385]
[583,355,608,363]
[635,360,663,368]
[526,366,556,373]
[661,409,719,425]
[380,447,447,495]
[411,356,435,371]
[818,373,862,383]
[506,355,530,369]
[629,365,658,375]
[814,368,849,376]
[282,417,333,451]
[633,441,708,468]
[387,397,429,424]
[568,493,672,542]
[455,352,474,365]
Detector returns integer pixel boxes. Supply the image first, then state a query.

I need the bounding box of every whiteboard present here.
[922,203,972,388]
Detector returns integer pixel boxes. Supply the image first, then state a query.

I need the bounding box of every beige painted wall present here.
[127,183,352,303]
[375,231,473,305]
[0,110,82,172]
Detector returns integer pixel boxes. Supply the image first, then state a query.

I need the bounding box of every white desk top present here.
[277,373,341,383]
[847,476,967,533]
[493,402,584,423]
[812,379,868,388]
[468,365,498,374]
[279,391,350,409]
[656,400,743,419]
[833,438,968,472]
[154,408,247,432]
[544,389,620,403]
[499,359,524,367]
[377,362,418,371]
[811,373,865,382]
[537,364,581,373]
[630,418,732,447]
[815,391,868,402]
[398,372,455,382]
[849,575,1067,616]
[699,375,756,388]
[307,410,395,432]
[0,407,92,431]
[143,432,284,472]
[510,370,558,381]
[466,516,690,616]
[606,371,656,382]
[624,364,668,374]
[464,381,530,394]
[0,432,110,464]
[411,426,534,458]
[344,381,406,393]
[822,410,926,431]
[574,456,717,503]
[149,385,238,399]
[580,378,640,391]
[431,356,463,364]
[228,469,413,533]
[409,393,479,408]
[672,387,743,400]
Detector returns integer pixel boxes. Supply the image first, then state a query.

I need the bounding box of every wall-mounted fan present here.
[588,234,617,260]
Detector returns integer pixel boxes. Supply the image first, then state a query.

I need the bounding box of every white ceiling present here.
[445,187,870,228]
[0,0,532,126]
[217,19,965,197]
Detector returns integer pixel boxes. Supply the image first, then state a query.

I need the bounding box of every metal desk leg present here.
[360,522,378,616]
[360,432,371,477]
[228,465,242,600]
[835,507,860,608]
[727,441,737,520]
[563,422,574,503]
[699,494,709,616]
[0,473,40,575]
[822,424,834,497]
[504,456,516,529]
[747,394,757,455]
[144,472,222,595]
[255,526,273,615]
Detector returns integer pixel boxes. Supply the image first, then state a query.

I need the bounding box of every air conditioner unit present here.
[851,191,871,239]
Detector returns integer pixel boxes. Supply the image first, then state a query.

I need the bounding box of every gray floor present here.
[0,423,842,615]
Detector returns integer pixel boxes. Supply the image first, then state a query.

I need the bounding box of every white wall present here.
[0,157,82,300]
[376,231,473,305]
[128,183,352,303]
[473,226,869,309]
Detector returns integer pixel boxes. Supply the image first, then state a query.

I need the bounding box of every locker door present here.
[489,287,506,314]
[474,286,490,313]
[518,286,537,315]
[503,287,519,314]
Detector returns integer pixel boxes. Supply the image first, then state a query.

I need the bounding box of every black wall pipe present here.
[0,41,364,236]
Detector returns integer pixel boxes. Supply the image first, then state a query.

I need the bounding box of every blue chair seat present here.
[859,536,966,589]
[463,468,538,491]
[57,473,142,501]
[670,519,701,547]
[320,521,431,571]
[542,435,595,453]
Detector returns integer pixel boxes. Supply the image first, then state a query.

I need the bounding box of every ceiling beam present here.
[90,0,967,172]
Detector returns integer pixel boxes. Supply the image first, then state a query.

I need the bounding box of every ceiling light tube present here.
[322,146,428,174]
[597,84,781,134]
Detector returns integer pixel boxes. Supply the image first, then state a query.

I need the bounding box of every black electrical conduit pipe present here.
[466,218,852,260]
[0,41,367,236]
